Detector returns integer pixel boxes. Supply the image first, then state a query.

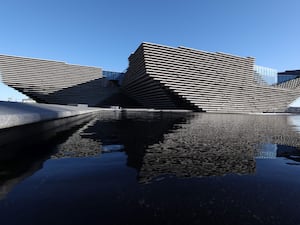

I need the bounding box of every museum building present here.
[1,42,300,113]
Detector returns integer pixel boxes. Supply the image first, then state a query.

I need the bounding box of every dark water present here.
[1,112,300,225]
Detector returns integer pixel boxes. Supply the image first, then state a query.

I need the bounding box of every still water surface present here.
[1,112,300,225]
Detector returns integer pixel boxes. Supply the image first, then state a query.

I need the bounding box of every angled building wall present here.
[122,43,300,113]
[0,55,119,106]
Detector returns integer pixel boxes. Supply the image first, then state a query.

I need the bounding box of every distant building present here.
[278,70,300,84]
[103,71,125,83]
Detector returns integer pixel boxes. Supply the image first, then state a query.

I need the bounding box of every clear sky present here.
[0,0,299,101]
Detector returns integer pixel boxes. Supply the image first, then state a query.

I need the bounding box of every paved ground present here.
[0,101,101,129]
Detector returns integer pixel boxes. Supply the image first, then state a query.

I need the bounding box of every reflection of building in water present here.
[71,111,190,168]
[51,111,190,160]
[256,144,277,159]
[0,111,187,198]
[51,111,132,158]
[3,110,300,192]
[0,159,45,200]
[48,112,300,182]
[288,116,300,133]
[276,145,300,163]
[52,117,101,158]
[0,113,98,199]
[138,114,300,183]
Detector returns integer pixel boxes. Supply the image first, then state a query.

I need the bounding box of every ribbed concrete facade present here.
[122,42,300,113]
[0,55,119,106]
[274,77,300,89]
[2,43,300,112]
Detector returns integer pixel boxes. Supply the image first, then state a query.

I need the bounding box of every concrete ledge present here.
[0,101,101,129]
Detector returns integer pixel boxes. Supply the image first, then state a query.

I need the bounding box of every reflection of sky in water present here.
[102,144,125,153]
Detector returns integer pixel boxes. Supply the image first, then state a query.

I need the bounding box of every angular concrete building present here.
[1,42,300,113]
[0,55,119,106]
[122,42,300,113]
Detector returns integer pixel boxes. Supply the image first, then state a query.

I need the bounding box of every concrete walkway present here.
[0,101,101,129]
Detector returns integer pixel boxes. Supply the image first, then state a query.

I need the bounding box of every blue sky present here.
[0,0,299,101]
